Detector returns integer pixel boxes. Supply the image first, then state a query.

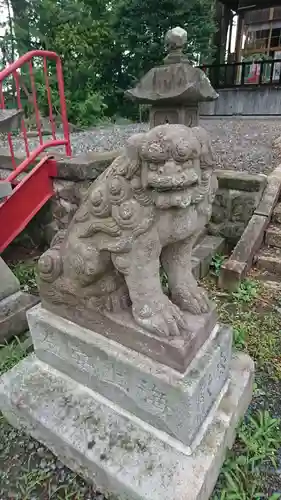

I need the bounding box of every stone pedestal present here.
[0,257,39,342]
[0,304,254,500]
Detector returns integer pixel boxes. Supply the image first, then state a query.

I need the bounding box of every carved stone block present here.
[27,304,231,450]
[0,351,254,500]
[150,105,199,128]
[40,299,217,372]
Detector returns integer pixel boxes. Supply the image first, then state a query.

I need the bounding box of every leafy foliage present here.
[232,279,259,304]
[213,410,281,499]
[0,0,217,124]
[210,252,226,276]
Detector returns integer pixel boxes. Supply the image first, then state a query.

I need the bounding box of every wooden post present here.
[235,13,245,84]
[267,7,274,56]
[235,13,245,63]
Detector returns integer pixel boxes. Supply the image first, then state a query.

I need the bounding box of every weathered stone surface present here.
[74,180,92,202]
[222,222,246,242]
[38,124,218,353]
[56,150,121,181]
[230,190,260,223]
[272,202,281,224]
[255,246,281,276]
[42,301,217,373]
[191,256,201,280]
[211,190,232,224]
[44,221,59,245]
[265,224,281,248]
[0,291,39,342]
[0,352,254,500]
[210,172,265,245]
[0,257,20,301]
[255,176,281,217]
[164,26,188,64]
[28,305,232,448]
[53,179,77,204]
[209,220,245,245]
[125,27,217,129]
[149,105,199,128]
[0,147,24,170]
[0,109,23,133]
[193,235,225,278]
[51,197,78,220]
[125,62,218,105]
[230,214,268,264]
[215,170,267,193]
[212,189,258,226]
[53,179,92,204]
[219,214,268,290]
[0,180,12,199]
[218,260,247,291]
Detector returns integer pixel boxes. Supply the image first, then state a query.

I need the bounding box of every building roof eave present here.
[219,0,281,13]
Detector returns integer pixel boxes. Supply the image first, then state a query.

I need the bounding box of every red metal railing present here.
[0,50,72,252]
[0,50,71,179]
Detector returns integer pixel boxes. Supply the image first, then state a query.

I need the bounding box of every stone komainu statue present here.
[38,124,218,338]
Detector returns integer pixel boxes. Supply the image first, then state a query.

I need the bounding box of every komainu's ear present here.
[192,126,214,166]
[123,132,147,179]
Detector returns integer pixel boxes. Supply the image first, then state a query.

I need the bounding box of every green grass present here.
[204,276,281,380]
[0,335,31,376]
[213,410,281,499]
[210,252,227,277]
[10,260,38,295]
[205,274,281,498]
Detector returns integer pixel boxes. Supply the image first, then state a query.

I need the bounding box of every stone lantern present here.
[125,26,218,128]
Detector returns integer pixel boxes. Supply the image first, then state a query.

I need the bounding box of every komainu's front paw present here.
[172,285,210,315]
[132,296,185,337]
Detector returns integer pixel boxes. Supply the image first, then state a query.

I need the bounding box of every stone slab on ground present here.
[192,235,225,278]
[0,352,254,500]
[265,224,281,248]
[0,291,39,342]
[28,305,232,449]
[0,180,12,199]
[0,256,20,301]
[255,246,281,276]
[255,176,281,218]
[272,202,281,224]
[219,214,269,291]
[215,170,267,193]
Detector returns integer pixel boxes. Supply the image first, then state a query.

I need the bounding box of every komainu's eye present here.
[141,141,168,162]
[173,141,191,162]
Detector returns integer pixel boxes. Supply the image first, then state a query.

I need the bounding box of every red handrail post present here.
[43,57,57,140]
[13,70,30,157]
[28,60,43,145]
[56,58,71,157]
[0,50,72,162]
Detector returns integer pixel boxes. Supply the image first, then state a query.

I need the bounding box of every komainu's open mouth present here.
[149,172,198,192]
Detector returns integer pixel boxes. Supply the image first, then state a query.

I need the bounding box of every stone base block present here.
[27,305,232,449]
[0,291,39,342]
[0,352,254,500]
[43,300,217,373]
[0,256,20,301]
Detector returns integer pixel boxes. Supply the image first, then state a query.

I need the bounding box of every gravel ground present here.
[5,117,281,175]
